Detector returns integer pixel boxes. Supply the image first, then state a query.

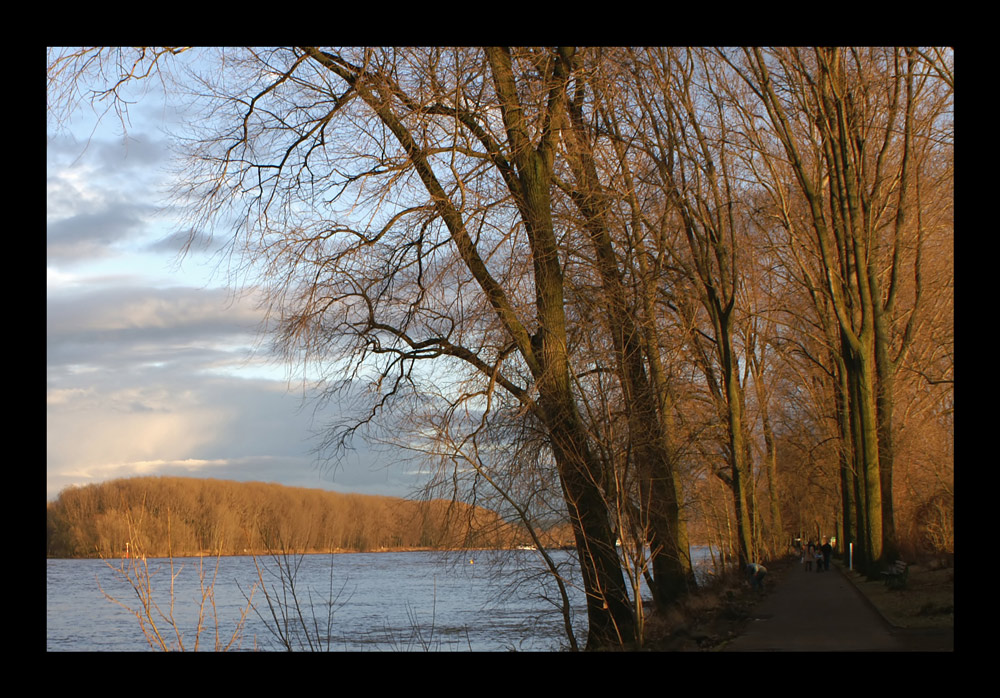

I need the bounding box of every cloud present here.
[47,131,172,266]
[46,115,427,503]
[47,205,153,263]
[45,281,423,500]
[45,363,421,501]
[146,228,218,256]
[47,131,171,177]
[47,285,264,367]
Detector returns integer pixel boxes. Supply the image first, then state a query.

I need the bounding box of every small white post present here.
[848,542,853,570]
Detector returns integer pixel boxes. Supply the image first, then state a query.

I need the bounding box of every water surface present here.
[47,547,714,651]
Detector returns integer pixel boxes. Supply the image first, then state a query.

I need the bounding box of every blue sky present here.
[46,66,422,501]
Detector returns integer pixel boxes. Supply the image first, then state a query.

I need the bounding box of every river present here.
[47,546,716,651]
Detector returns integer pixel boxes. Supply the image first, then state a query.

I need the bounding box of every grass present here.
[840,558,954,630]
[640,570,763,651]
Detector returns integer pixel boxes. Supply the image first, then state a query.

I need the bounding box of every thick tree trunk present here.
[719,325,755,569]
[873,305,899,561]
[834,360,859,566]
[559,59,694,608]
[580,225,694,607]
[852,351,884,575]
[306,46,637,649]
[485,47,636,648]
[843,333,883,575]
[539,391,637,648]
[760,395,783,558]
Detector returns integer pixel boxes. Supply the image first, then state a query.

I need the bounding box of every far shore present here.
[46,544,580,561]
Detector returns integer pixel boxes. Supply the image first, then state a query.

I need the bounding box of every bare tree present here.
[608,47,762,568]
[551,47,696,605]
[723,47,953,572]
[156,46,636,648]
[48,45,952,641]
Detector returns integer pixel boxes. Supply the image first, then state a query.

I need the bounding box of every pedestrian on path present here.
[821,537,833,571]
[804,540,815,572]
[747,562,767,591]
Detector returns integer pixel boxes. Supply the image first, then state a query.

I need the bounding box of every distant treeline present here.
[46,476,572,558]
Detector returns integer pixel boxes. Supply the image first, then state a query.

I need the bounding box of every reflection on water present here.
[47,547,715,651]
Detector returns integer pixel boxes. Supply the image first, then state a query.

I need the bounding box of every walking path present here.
[725,560,908,651]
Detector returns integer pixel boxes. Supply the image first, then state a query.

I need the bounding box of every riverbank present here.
[45,545,531,560]
[640,562,779,651]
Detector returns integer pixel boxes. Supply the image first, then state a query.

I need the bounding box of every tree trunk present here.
[559,50,694,607]
[850,346,884,575]
[486,47,635,647]
[539,391,637,647]
[834,358,858,565]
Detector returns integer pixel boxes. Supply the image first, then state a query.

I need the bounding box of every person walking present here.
[821,537,833,572]
[804,540,815,572]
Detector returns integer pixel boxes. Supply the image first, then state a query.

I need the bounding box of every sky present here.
[46,62,423,502]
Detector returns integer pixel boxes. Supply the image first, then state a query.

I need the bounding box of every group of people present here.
[745,535,835,593]
[802,537,833,572]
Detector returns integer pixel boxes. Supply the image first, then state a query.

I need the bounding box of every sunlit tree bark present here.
[555,47,695,606]
[621,47,760,568]
[726,46,952,573]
